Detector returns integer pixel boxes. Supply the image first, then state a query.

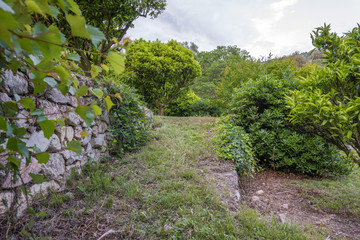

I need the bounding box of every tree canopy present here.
[125,39,201,115]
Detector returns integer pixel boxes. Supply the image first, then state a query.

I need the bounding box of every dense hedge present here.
[226,75,353,176]
[100,77,152,157]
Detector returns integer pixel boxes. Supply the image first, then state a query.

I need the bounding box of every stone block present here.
[41,153,65,179]
[45,87,70,104]
[1,70,28,95]
[26,131,51,152]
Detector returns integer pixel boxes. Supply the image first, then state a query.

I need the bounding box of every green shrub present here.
[213,117,257,177]
[228,75,353,176]
[165,90,199,116]
[190,99,222,117]
[100,77,151,157]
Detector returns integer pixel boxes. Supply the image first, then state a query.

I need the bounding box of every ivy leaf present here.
[44,77,58,87]
[104,96,114,112]
[68,53,80,61]
[36,152,49,164]
[76,85,88,98]
[66,141,82,156]
[107,52,124,75]
[19,97,35,112]
[75,105,94,127]
[38,120,55,139]
[49,5,60,20]
[0,117,6,131]
[80,131,89,139]
[91,104,102,116]
[0,0,15,14]
[91,88,103,99]
[85,25,105,48]
[29,173,47,184]
[65,15,90,39]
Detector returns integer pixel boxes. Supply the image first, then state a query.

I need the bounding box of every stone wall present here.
[0,70,109,216]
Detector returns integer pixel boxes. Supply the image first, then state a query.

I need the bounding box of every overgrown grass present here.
[16,116,324,239]
[294,167,360,220]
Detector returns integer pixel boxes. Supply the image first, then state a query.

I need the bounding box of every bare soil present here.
[240,170,360,240]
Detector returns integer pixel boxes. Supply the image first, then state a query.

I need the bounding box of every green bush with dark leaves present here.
[164,90,199,116]
[228,75,353,176]
[100,77,151,157]
[190,99,222,117]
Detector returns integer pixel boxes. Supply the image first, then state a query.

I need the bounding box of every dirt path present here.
[240,170,360,240]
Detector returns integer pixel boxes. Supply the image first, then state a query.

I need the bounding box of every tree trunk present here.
[158,107,164,116]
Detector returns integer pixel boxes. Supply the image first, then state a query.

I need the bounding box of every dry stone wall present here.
[0,70,109,216]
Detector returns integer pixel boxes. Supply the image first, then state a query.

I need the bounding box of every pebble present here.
[256,190,264,195]
[252,196,260,201]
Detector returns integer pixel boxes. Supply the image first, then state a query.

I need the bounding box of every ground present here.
[2,116,358,239]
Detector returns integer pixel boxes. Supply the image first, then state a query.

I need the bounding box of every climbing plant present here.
[0,0,124,220]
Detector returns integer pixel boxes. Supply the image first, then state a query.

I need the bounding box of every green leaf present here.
[68,53,81,61]
[104,96,114,112]
[0,117,6,131]
[0,23,13,48]
[75,105,94,127]
[25,0,45,15]
[3,101,18,117]
[56,118,66,127]
[0,0,14,14]
[91,88,103,99]
[80,131,89,139]
[65,14,90,39]
[76,85,88,98]
[29,173,47,184]
[49,5,60,20]
[64,0,81,15]
[91,104,102,116]
[19,97,35,112]
[36,152,49,164]
[107,52,124,75]
[44,77,58,87]
[38,120,55,139]
[6,137,19,152]
[7,155,21,169]
[66,141,82,156]
[31,109,44,116]
[85,25,105,48]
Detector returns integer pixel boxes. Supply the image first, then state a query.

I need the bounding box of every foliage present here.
[53,0,166,74]
[192,45,251,100]
[190,99,222,117]
[213,116,256,177]
[0,0,122,222]
[125,39,201,115]
[229,75,353,176]
[99,76,151,157]
[164,90,199,116]
[287,23,360,166]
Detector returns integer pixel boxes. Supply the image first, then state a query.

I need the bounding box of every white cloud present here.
[127,0,360,58]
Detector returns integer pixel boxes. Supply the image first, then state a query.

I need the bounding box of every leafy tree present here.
[193,45,251,99]
[125,39,201,115]
[56,0,166,74]
[287,23,360,166]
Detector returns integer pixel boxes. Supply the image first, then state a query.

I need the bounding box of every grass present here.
[10,116,325,239]
[294,166,360,220]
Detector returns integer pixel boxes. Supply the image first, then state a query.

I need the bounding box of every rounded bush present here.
[228,75,353,176]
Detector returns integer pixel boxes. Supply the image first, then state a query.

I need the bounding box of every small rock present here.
[256,190,264,195]
[1,70,29,95]
[0,92,12,102]
[98,121,107,134]
[92,134,105,148]
[55,127,66,142]
[69,96,78,107]
[0,191,14,214]
[29,180,60,199]
[66,112,82,126]
[74,125,83,139]
[92,125,99,136]
[65,127,74,142]
[38,99,62,120]
[48,135,61,151]
[41,153,65,179]
[45,87,70,104]
[251,196,260,201]
[14,110,30,129]
[281,204,289,209]
[278,213,286,223]
[26,131,51,152]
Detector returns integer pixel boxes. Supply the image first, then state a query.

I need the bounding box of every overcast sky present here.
[127,0,360,58]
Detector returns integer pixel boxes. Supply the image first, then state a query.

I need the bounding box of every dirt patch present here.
[240,170,360,240]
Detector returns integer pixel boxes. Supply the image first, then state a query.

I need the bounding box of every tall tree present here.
[125,40,201,115]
